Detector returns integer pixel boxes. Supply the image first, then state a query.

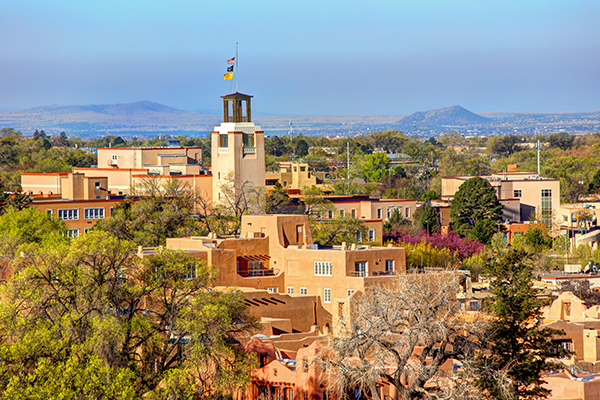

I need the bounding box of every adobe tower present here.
[211,92,266,204]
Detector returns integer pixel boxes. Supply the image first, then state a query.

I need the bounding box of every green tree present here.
[361,152,390,183]
[421,189,441,201]
[383,208,411,233]
[589,169,600,193]
[0,231,258,398]
[95,179,200,246]
[413,202,440,234]
[476,249,568,399]
[311,215,368,246]
[295,138,309,158]
[488,135,523,157]
[0,206,67,254]
[548,132,575,150]
[450,177,503,244]
[265,182,290,214]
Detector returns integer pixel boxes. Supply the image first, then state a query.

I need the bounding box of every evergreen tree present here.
[450,177,503,244]
[476,249,568,399]
[413,202,441,234]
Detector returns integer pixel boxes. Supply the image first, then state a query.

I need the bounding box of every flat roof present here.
[97,146,202,151]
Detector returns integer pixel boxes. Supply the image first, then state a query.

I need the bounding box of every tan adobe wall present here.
[98,147,203,169]
[30,198,125,235]
[211,123,266,205]
[21,172,69,195]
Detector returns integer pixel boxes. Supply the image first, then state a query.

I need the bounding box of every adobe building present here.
[163,214,406,314]
[265,161,325,190]
[441,171,560,228]
[25,172,127,237]
[211,92,266,204]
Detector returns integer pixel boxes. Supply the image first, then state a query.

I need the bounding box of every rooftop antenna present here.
[536,140,541,175]
[289,120,295,160]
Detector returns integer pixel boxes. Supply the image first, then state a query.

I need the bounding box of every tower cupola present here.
[221,92,253,123]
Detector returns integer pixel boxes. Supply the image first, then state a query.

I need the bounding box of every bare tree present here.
[320,272,485,400]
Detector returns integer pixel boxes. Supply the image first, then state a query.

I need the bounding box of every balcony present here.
[243,147,256,155]
[348,270,396,277]
[238,269,279,278]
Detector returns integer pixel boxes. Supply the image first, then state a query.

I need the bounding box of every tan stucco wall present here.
[211,122,266,205]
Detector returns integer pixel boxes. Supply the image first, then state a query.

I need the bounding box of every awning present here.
[238,254,271,261]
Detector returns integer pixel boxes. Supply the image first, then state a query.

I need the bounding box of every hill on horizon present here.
[397,105,492,128]
[0,101,221,137]
[0,101,598,138]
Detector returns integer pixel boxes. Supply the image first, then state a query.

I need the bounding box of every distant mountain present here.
[397,105,491,128]
[0,101,221,137]
[1,101,598,138]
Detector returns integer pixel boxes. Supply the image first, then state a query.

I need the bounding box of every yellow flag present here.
[223,72,233,80]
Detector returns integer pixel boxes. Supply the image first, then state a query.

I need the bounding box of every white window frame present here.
[368,229,375,242]
[266,287,279,293]
[385,259,394,272]
[84,207,105,220]
[300,287,307,295]
[287,287,294,294]
[514,189,522,198]
[347,289,355,297]
[184,264,197,280]
[324,288,331,303]
[314,261,333,276]
[66,229,79,239]
[356,231,362,242]
[405,207,411,218]
[58,209,79,220]
[111,154,118,161]
[377,208,382,219]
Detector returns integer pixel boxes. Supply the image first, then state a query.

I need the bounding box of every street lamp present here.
[411,249,424,271]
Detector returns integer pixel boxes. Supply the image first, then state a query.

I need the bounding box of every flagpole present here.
[235,42,239,92]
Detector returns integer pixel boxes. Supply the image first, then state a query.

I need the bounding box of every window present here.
[314,261,333,276]
[300,166,306,172]
[242,133,254,147]
[377,208,382,219]
[287,286,294,294]
[219,134,228,147]
[351,209,356,219]
[405,207,411,218]
[110,207,115,217]
[339,209,345,217]
[84,228,93,233]
[95,182,101,189]
[385,260,394,273]
[347,289,355,297]
[84,207,105,219]
[300,287,307,295]
[58,209,79,220]
[184,264,197,280]
[541,189,552,228]
[324,288,331,303]
[356,231,362,242]
[328,209,333,219]
[66,229,79,239]
[514,189,522,198]
[111,154,118,161]
[368,229,375,242]
[355,261,367,277]
[266,287,278,293]
[46,209,53,216]
[302,358,309,372]
[387,207,399,218]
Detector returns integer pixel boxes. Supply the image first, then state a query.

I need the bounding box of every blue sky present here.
[1,0,598,115]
